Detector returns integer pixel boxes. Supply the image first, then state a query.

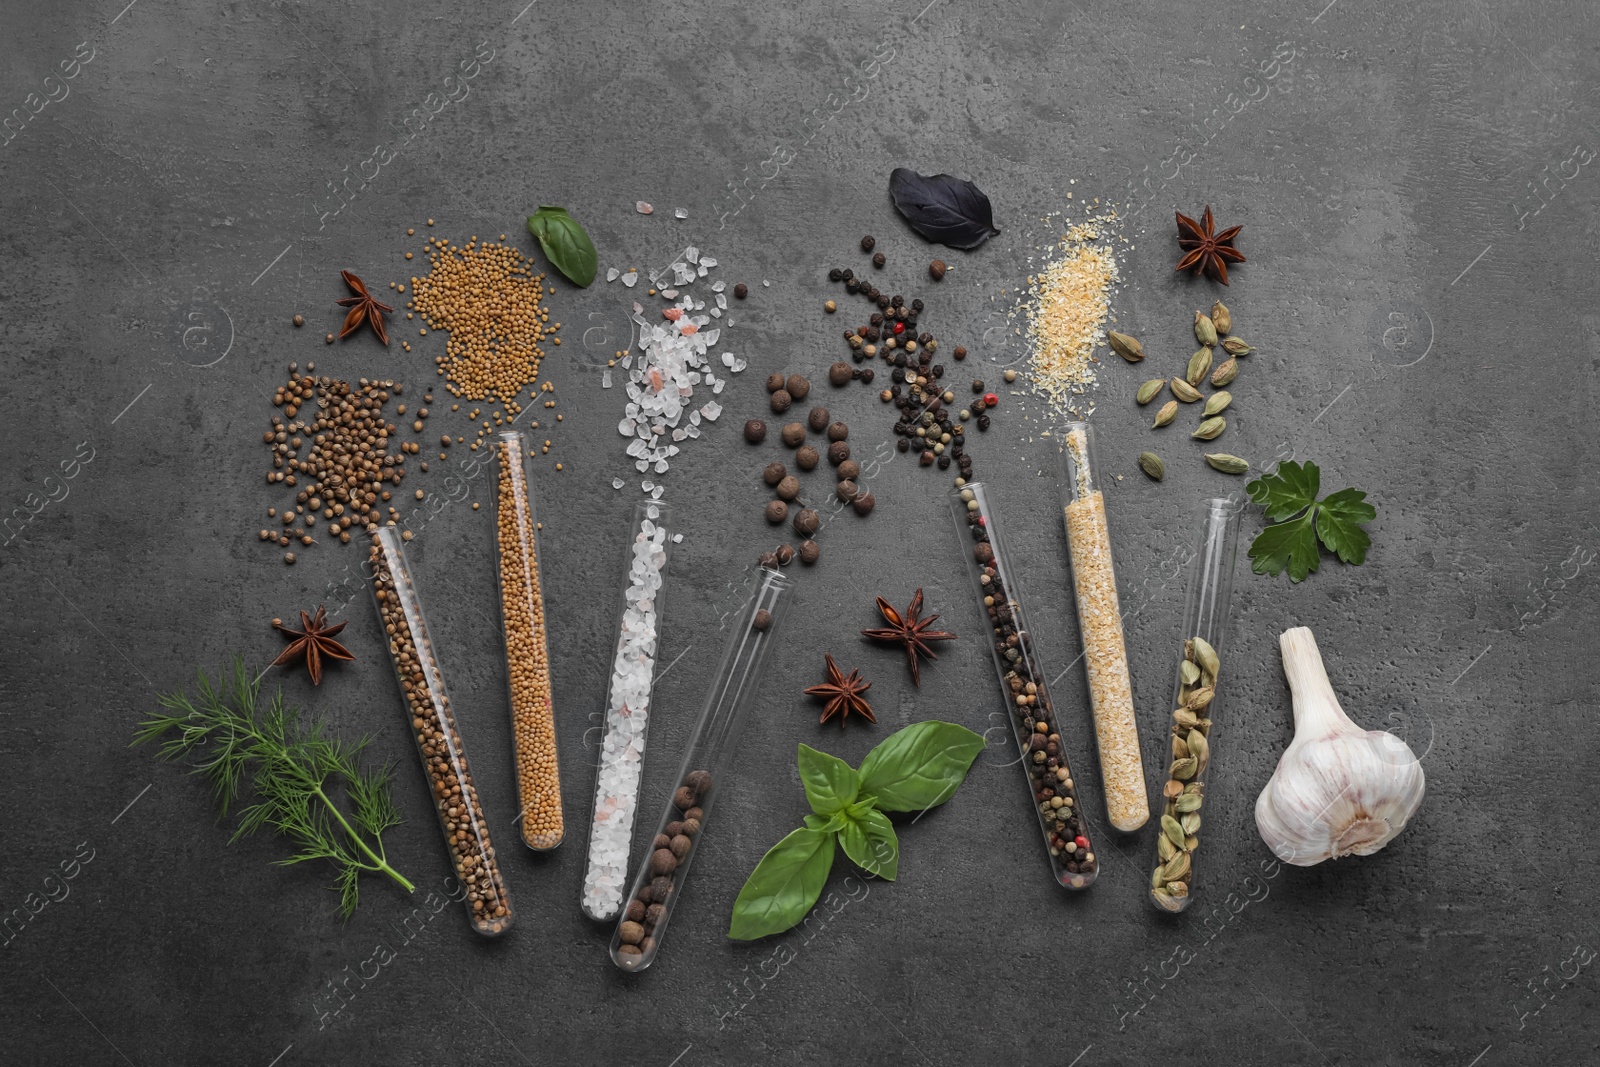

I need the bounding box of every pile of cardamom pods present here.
[1150,635,1218,912]
[1108,301,1252,481]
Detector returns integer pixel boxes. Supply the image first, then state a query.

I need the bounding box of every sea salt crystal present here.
[612,477,625,489]
[700,257,717,268]
[711,280,726,292]
[685,247,699,263]
[674,208,688,219]
[700,401,722,421]
[622,271,638,287]
[602,369,612,388]
[607,267,620,282]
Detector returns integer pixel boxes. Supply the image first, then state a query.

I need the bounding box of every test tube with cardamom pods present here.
[493,430,563,851]
[951,482,1097,889]
[610,567,792,972]
[369,527,513,937]
[1150,498,1241,913]
[581,500,675,922]
[1059,421,1149,832]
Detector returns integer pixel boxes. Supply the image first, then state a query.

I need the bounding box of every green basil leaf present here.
[797,744,860,816]
[857,720,986,812]
[804,811,850,834]
[728,826,835,941]
[526,205,597,287]
[838,807,899,881]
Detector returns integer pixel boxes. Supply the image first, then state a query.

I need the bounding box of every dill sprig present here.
[135,658,415,917]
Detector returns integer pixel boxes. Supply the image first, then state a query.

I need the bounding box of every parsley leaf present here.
[1245,461,1375,582]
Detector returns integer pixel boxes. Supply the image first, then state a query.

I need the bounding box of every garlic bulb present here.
[1254,627,1425,866]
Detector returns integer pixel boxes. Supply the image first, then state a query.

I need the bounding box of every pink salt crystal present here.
[679,323,698,335]
[662,307,683,321]
[649,368,664,390]
[636,201,654,214]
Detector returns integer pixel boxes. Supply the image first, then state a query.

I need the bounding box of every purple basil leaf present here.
[888,168,1001,251]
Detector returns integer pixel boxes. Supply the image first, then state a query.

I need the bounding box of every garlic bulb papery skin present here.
[1254,627,1426,866]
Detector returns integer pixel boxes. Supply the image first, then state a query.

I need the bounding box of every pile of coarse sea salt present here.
[605,246,746,496]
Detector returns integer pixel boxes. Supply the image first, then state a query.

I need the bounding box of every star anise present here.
[804,654,876,728]
[1174,206,1245,285]
[271,605,355,685]
[335,270,393,345]
[860,588,956,687]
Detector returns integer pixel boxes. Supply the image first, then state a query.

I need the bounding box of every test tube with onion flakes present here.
[1058,421,1149,832]
[493,430,564,851]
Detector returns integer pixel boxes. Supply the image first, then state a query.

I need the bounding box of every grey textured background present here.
[2,0,1595,1064]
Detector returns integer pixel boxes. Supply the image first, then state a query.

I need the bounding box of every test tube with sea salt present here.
[581,501,675,922]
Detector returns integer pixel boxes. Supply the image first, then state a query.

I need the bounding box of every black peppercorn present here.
[828,269,843,282]
[859,368,875,384]
[845,279,859,293]
[919,332,933,345]
[808,406,830,432]
[828,362,853,387]
[876,294,890,309]
[870,312,884,326]
[931,364,945,379]
[919,451,934,466]
[912,298,924,311]
[793,507,820,537]
[977,414,992,431]
[770,389,793,413]
[781,422,807,448]
[744,419,767,444]
[734,282,749,299]
[972,379,985,393]
[799,539,821,565]
[860,235,876,252]
[938,454,951,469]
[842,269,855,281]
[896,438,910,452]
[891,295,904,308]
[872,252,886,268]
[763,461,787,486]
[891,368,906,383]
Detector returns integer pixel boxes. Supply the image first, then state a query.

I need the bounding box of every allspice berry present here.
[759,550,780,569]
[827,422,849,442]
[765,499,789,524]
[776,543,796,566]
[781,422,807,447]
[836,479,859,502]
[776,475,800,501]
[799,539,821,565]
[837,459,861,481]
[793,508,820,537]
[929,259,948,280]
[807,406,830,432]
[673,785,697,810]
[827,441,851,466]
[763,461,787,486]
[770,389,793,413]
[619,921,645,945]
[650,849,678,876]
[766,372,786,393]
[828,362,853,387]
[752,608,773,631]
[744,419,768,444]
[852,491,876,516]
[786,374,811,401]
[795,445,820,470]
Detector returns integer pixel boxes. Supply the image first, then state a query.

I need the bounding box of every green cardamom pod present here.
[1211,300,1231,336]
[1179,660,1201,686]
[1136,378,1166,405]
[1163,778,1186,799]
[1192,636,1219,680]
[1210,358,1238,387]
[1152,888,1182,911]
[1171,733,1190,760]
[1185,834,1200,852]
[1221,336,1252,356]
[1158,833,1178,861]
[1184,686,1215,711]
[1173,707,1200,728]
[1192,416,1226,441]
[1204,453,1250,474]
[1181,811,1202,836]
[1161,850,1192,882]
[1138,451,1165,481]
[1174,793,1203,813]
[1168,880,1190,898]
[1194,311,1218,347]
[1153,400,1178,428]
[1108,330,1145,362]
[1186,728,1210,768]
[1203,390,1232,417]
[1171,756,1198,780]
[1184,782,1203,795]
[1186,346,1214,386]
[1170,377,1202,403]
[1162,814,1187,848]
[1151,866,1168,890]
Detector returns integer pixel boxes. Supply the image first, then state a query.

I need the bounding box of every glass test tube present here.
[369,527,513,937]
[1059,421,1149,832]
[493,431,564,851]
[581,500,675,922]
[610,567,792,972]
[952,482,1098,889]
[1149,498,1241,913]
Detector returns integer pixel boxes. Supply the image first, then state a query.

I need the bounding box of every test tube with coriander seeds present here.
[1059,421,1149,832]
[950,481,1098,888]
[369,527,513,937]
[610,567,792,972]
[1150,498,1241,913]
[493,430,563,851]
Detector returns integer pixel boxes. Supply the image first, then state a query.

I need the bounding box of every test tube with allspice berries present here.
[493,430,564,851]
[610,567,793,972]
[369,528,513,937]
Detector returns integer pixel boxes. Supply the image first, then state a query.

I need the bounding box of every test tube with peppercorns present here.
[368,527,514,937]
[610,567,792,971]
[493,431,564,851]
[950,482,1098,889]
